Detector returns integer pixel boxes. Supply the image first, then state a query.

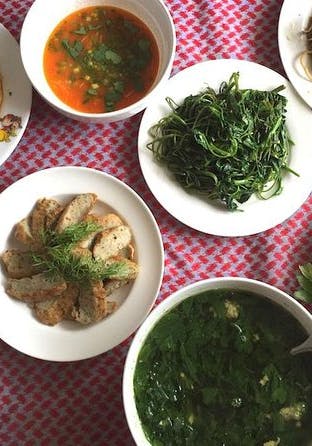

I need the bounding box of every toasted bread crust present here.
[14,218,41,249]
[31,198,63,240]
[104,256,139,280]
[1,249,42,279]
[93,225,132,262]
[71,281,107,324]
[77,213,123,249]
[6,273,67,303]
[55,193,97,233]
[33,283,79,326]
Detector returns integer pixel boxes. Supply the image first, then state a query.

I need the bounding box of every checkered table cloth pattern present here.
[0,0,311,445]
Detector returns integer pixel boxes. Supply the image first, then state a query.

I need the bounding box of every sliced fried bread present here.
[6,273,67,303]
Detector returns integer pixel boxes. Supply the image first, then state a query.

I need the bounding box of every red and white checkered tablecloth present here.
[0,1,311,445]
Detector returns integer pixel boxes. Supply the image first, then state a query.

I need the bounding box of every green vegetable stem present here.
[147,72,296,210]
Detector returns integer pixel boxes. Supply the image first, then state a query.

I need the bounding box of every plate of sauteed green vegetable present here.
[138,59,312,236]
[0,166,164,361]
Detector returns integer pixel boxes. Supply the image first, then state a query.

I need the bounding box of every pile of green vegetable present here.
[147,72,296,210]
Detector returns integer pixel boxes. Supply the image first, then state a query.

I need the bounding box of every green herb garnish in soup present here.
[134,290,312,446]
[43,6,159,113]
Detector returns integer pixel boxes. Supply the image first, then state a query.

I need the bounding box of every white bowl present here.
[123,277,312,445]
[20,0,176,123]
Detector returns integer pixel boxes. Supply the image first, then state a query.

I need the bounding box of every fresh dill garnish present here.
[31,221,131,283]
[147,72,297,211]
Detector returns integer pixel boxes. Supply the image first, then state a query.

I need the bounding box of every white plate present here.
[0,166,164,361]
[138,59,312,236]
[0,24,32,165]
[278,0,312,109]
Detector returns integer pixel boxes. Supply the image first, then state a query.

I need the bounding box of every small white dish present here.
[278,0,312,109]
[0,23,32,166]
[0,166,164,361]
[138,59,312,237]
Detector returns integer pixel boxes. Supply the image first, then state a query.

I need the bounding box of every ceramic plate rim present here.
[0,23,32,166]
[0,166,164,361]
[138,58,312,236]
[278,0,312,109]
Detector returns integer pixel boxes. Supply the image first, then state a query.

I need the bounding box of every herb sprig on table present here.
[31,221,130,283]
[147,72,296,210]
[294,263,312,303]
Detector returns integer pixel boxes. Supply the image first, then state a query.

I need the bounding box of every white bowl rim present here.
[19,0,176,120]
[123,276,312,445]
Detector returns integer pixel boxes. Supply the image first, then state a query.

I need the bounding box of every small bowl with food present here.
[20,0,176,122]
[123,277,312,445]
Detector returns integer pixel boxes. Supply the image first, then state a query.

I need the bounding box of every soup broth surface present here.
[134,289,312,446]
[44,6,159,113]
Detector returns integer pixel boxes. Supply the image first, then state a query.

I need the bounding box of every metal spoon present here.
[291,335,312,356]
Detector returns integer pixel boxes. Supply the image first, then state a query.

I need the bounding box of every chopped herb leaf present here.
[113,80,124,93]
[87,24,102,31]
[62,39,83,59]
[123,20,138,34]
[92,43,108,62]
[105,49,121,64]
[73,25,87,35]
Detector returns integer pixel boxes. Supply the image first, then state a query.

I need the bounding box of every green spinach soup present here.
[133,289,312,446]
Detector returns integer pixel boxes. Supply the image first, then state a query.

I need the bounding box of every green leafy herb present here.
[62,39,84,59]
[294,263,312,303]
[73,25,87,35]
[31,222,130,283]
[147,72,297,211]
[41,221,99,246]
[104,49,121,64]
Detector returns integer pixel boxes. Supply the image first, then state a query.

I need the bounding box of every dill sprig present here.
[147,72,297,211]
[41,221,101,246]
[31,221,131,283]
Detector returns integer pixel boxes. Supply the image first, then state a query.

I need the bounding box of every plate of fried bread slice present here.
[0,166,164,361]
[0,23,32,165]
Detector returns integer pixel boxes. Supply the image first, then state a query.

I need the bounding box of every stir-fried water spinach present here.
[134,290,312,446]
[147,72,296,210]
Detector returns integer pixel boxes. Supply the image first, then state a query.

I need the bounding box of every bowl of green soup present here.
[20,0,175,123]
[123,277,312,446]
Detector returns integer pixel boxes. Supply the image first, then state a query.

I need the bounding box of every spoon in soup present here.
[291,335,312,355]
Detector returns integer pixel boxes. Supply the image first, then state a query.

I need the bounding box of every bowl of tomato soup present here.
[123,277,312,446]
[20,0,175,122]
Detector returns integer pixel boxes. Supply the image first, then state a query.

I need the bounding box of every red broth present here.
[43,6,159,113]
